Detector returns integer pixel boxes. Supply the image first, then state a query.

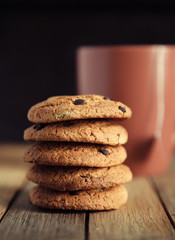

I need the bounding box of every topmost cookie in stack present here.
[27,95,132,123]
[24,95,132,211]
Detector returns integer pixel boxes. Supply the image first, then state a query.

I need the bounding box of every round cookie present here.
[27,95,132,123]
[24,119,128,146]
[23,142,127,167]
[29,185,128,210]
[27,164,132,191]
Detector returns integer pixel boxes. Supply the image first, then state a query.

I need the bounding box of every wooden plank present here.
[0,144,31,220]
[88,178,175,240]
[152,157,175,226]
[0,165,26,220]
[0,182,85,240]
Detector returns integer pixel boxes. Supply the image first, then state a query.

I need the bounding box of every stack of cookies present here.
[23,95,132,211]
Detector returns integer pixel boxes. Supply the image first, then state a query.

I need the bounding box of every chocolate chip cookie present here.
[24,119,128,146]
[27,164,132,191]
[29,185,128,210]
[24,142,127,167]
[27,95,132,123]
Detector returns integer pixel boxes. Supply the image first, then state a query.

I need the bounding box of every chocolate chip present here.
[62,121,74,127]
[66,146,73,150]
[100,188,104,192]
[69,191,79,195]
[99,149,109,156]
[80,174,90,178]
[60,198,65,203]
[34,123,48,130]
[106,138,109,142]
[118,106,126,113]
[103,96,110,100]
[73,99,86,105]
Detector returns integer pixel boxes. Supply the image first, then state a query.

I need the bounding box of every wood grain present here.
[0,182,85,240]
[152,157,175,226]
[0,144,30,220]
[88,178,175,240]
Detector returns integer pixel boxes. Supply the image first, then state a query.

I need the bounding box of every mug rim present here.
[77,45,175,52]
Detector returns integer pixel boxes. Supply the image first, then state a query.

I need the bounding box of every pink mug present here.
[77,45,175,175]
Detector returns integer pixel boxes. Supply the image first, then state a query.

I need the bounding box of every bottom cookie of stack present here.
[30,185,128,211]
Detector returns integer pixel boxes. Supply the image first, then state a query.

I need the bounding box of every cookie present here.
[27,164,132,191]
[29,185,128,210]
[24,119,128,146]
[23,142,127,167]
[27,95,132,123]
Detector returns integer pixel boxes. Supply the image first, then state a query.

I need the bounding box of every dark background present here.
[1,0,175,141]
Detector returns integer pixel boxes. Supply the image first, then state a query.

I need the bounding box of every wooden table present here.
[0,144,175,240]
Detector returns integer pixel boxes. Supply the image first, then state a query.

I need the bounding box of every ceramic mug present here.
[76,45,175,175]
